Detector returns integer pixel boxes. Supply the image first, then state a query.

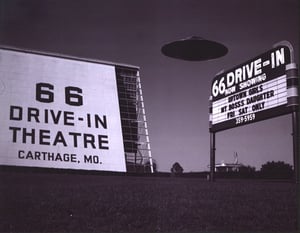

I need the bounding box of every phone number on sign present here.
[235,113,256,125]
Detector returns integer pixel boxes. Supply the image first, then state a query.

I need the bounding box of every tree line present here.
[169,161,294,179]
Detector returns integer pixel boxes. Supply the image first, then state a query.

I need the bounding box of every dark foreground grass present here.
[0,171,298,233]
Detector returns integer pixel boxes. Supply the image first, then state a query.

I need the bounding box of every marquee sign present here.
[0,48,127,172]
[210,45,293,132]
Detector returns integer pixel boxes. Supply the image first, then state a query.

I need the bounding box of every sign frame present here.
[208,41,299,183]
[209,45,293,133]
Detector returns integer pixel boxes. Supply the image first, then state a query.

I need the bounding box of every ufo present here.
[161,36,228,61]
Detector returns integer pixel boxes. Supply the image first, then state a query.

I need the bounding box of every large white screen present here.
[0,49,126,172]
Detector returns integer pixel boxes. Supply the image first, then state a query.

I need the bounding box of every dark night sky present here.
[0,0,299,172]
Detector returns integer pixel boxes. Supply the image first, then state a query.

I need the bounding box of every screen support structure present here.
[116,67,154,173]
[209,41,299,183]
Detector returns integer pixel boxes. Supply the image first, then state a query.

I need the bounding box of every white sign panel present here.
[0,49,126,172]
[212,75,287,125]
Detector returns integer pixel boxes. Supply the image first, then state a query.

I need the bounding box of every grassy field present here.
[0,171,298,233]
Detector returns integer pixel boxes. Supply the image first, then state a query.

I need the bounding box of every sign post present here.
[209,131,216,181]
[209,41,299,182]
[277,41,300,184]
[292,110,299,183]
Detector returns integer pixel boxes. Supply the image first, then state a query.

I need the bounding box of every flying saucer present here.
[161,36,228,61]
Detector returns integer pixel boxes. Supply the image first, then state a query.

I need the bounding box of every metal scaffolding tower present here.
[116,67,154,173]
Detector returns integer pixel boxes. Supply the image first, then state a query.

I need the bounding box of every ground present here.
[0,170,298,233]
